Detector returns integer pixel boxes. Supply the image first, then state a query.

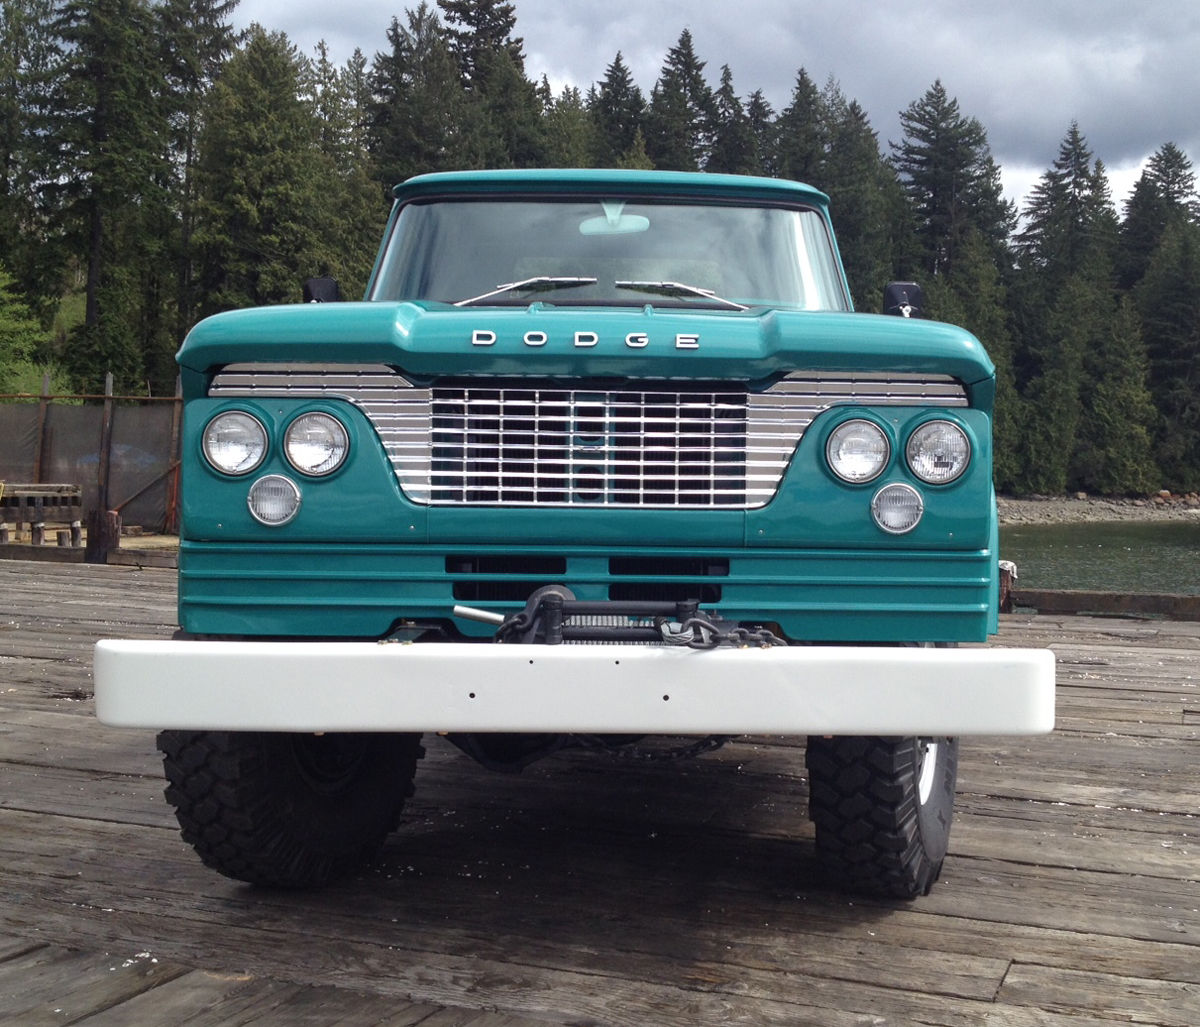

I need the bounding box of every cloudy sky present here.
[233,0,1200,212]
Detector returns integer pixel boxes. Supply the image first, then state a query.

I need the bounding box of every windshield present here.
[368,197,850,311]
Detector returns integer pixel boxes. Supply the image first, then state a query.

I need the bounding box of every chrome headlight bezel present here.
[247,474,302,526]
[825,418,891,484]
[202,410,268,476]
[906,419,971,485]
[871,482,925,534]
[283,412,350,477]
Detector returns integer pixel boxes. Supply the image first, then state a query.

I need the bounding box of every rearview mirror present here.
[579,200,650,236]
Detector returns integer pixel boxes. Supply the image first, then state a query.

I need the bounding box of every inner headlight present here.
[284,413,349,476]
[907,420,970,484]
[202,411,267,475]
[826,419,890,483]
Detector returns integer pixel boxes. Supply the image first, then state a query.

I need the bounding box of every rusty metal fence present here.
[0,373,181,534]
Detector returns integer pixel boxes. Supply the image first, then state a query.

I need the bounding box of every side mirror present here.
[303,276,341,302]
[883,281,926,318]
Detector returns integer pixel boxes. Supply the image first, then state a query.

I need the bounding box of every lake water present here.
[999,519,1200,595]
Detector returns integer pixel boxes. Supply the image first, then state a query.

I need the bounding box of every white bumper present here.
[93,639,1055,736]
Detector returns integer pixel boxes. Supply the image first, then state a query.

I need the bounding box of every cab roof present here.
[391,169,831,210]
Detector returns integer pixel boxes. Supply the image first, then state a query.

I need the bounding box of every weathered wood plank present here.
[0,945,188,1026]
[3,560,1200,1025]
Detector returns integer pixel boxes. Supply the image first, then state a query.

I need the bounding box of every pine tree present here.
[1117,173,1170,292]
[472,44,547,167]
[774,68,824,184]
[744,89,775,176]
[541,82,593,167]
[1,0,61,310]
[589,52,645,167]
[437,0,523,87]
[156,0,238,341]
[705,65,754,174]
[433,0,543,168]
[615,128,654,170]
[1009,126,1129,492]
[1117,143,1198,292]
[1015,123,1116,282]
[369,4,479,184]
[49,0,171,391]
[1146,141,1198,217]
[192,27,333,314]
[0,262,45,391]
[1136,219,1200,489]
[819,86,904,309]
[1015,274,1098,494]
[305,42,388,298]
[644,28,713,171]
[1072,296,1159,494]
[891,80,1014,279]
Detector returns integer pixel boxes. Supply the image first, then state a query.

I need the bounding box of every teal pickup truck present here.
[95,169,1054,898]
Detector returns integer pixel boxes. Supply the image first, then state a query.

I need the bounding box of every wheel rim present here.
[917,739,940,804]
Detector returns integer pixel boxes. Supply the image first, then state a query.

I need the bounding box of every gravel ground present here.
[997,492,1200,525]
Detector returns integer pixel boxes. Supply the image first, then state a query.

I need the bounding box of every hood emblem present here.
[470,329,699,350]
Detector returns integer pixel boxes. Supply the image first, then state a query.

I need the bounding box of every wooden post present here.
[86,373,120,563]
[31,497,44,546]
[98,372,114,511]
[33,372,51,484]
[84,508,122,564]
[166,376,183,534]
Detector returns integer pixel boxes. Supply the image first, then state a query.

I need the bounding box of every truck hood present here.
[177,301,995,386]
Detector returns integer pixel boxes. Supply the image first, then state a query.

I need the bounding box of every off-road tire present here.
[805,734,958,899]
[157,730,424,888]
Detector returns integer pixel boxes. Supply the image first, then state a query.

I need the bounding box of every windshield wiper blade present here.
[453,276,598,307]
[614,280,748,311]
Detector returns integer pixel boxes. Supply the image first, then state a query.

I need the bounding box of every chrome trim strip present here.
[208,367,968,509]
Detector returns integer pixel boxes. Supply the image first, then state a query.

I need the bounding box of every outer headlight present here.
[907,420,970,484]
[826,419,890,483]
[284,413,349,476]
[202,411,267,475]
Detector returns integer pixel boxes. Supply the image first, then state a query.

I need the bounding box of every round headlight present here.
[826,419,890,483]
[247,475,301,526]
[907,420,970,484]
[284,413,349,476]
[872,483,924,534]
[203,411,267,475]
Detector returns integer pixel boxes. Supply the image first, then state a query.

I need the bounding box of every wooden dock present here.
[1,560,1198,1026]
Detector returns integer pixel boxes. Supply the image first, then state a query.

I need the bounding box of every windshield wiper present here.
[453,276,598,307]
[614,280,748,311]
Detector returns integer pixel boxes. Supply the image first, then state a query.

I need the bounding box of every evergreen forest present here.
[2,0,1199,495]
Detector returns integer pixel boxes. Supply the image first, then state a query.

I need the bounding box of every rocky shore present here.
[997,491,1200,526]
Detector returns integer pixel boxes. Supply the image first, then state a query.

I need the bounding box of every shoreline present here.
[997,492,1200,526]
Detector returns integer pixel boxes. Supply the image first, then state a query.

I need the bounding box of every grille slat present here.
[209,364,968,509]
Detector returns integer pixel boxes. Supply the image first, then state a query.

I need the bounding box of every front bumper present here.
[94,640,1055,735]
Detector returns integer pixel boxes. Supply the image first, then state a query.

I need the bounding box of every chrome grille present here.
[429,384,748,506]
[210,364,968,508]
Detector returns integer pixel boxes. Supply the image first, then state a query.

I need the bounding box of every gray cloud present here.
[235,0,1200,206]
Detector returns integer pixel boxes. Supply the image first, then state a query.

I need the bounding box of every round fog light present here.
[248,475,301,525]
[871,483,924,534]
